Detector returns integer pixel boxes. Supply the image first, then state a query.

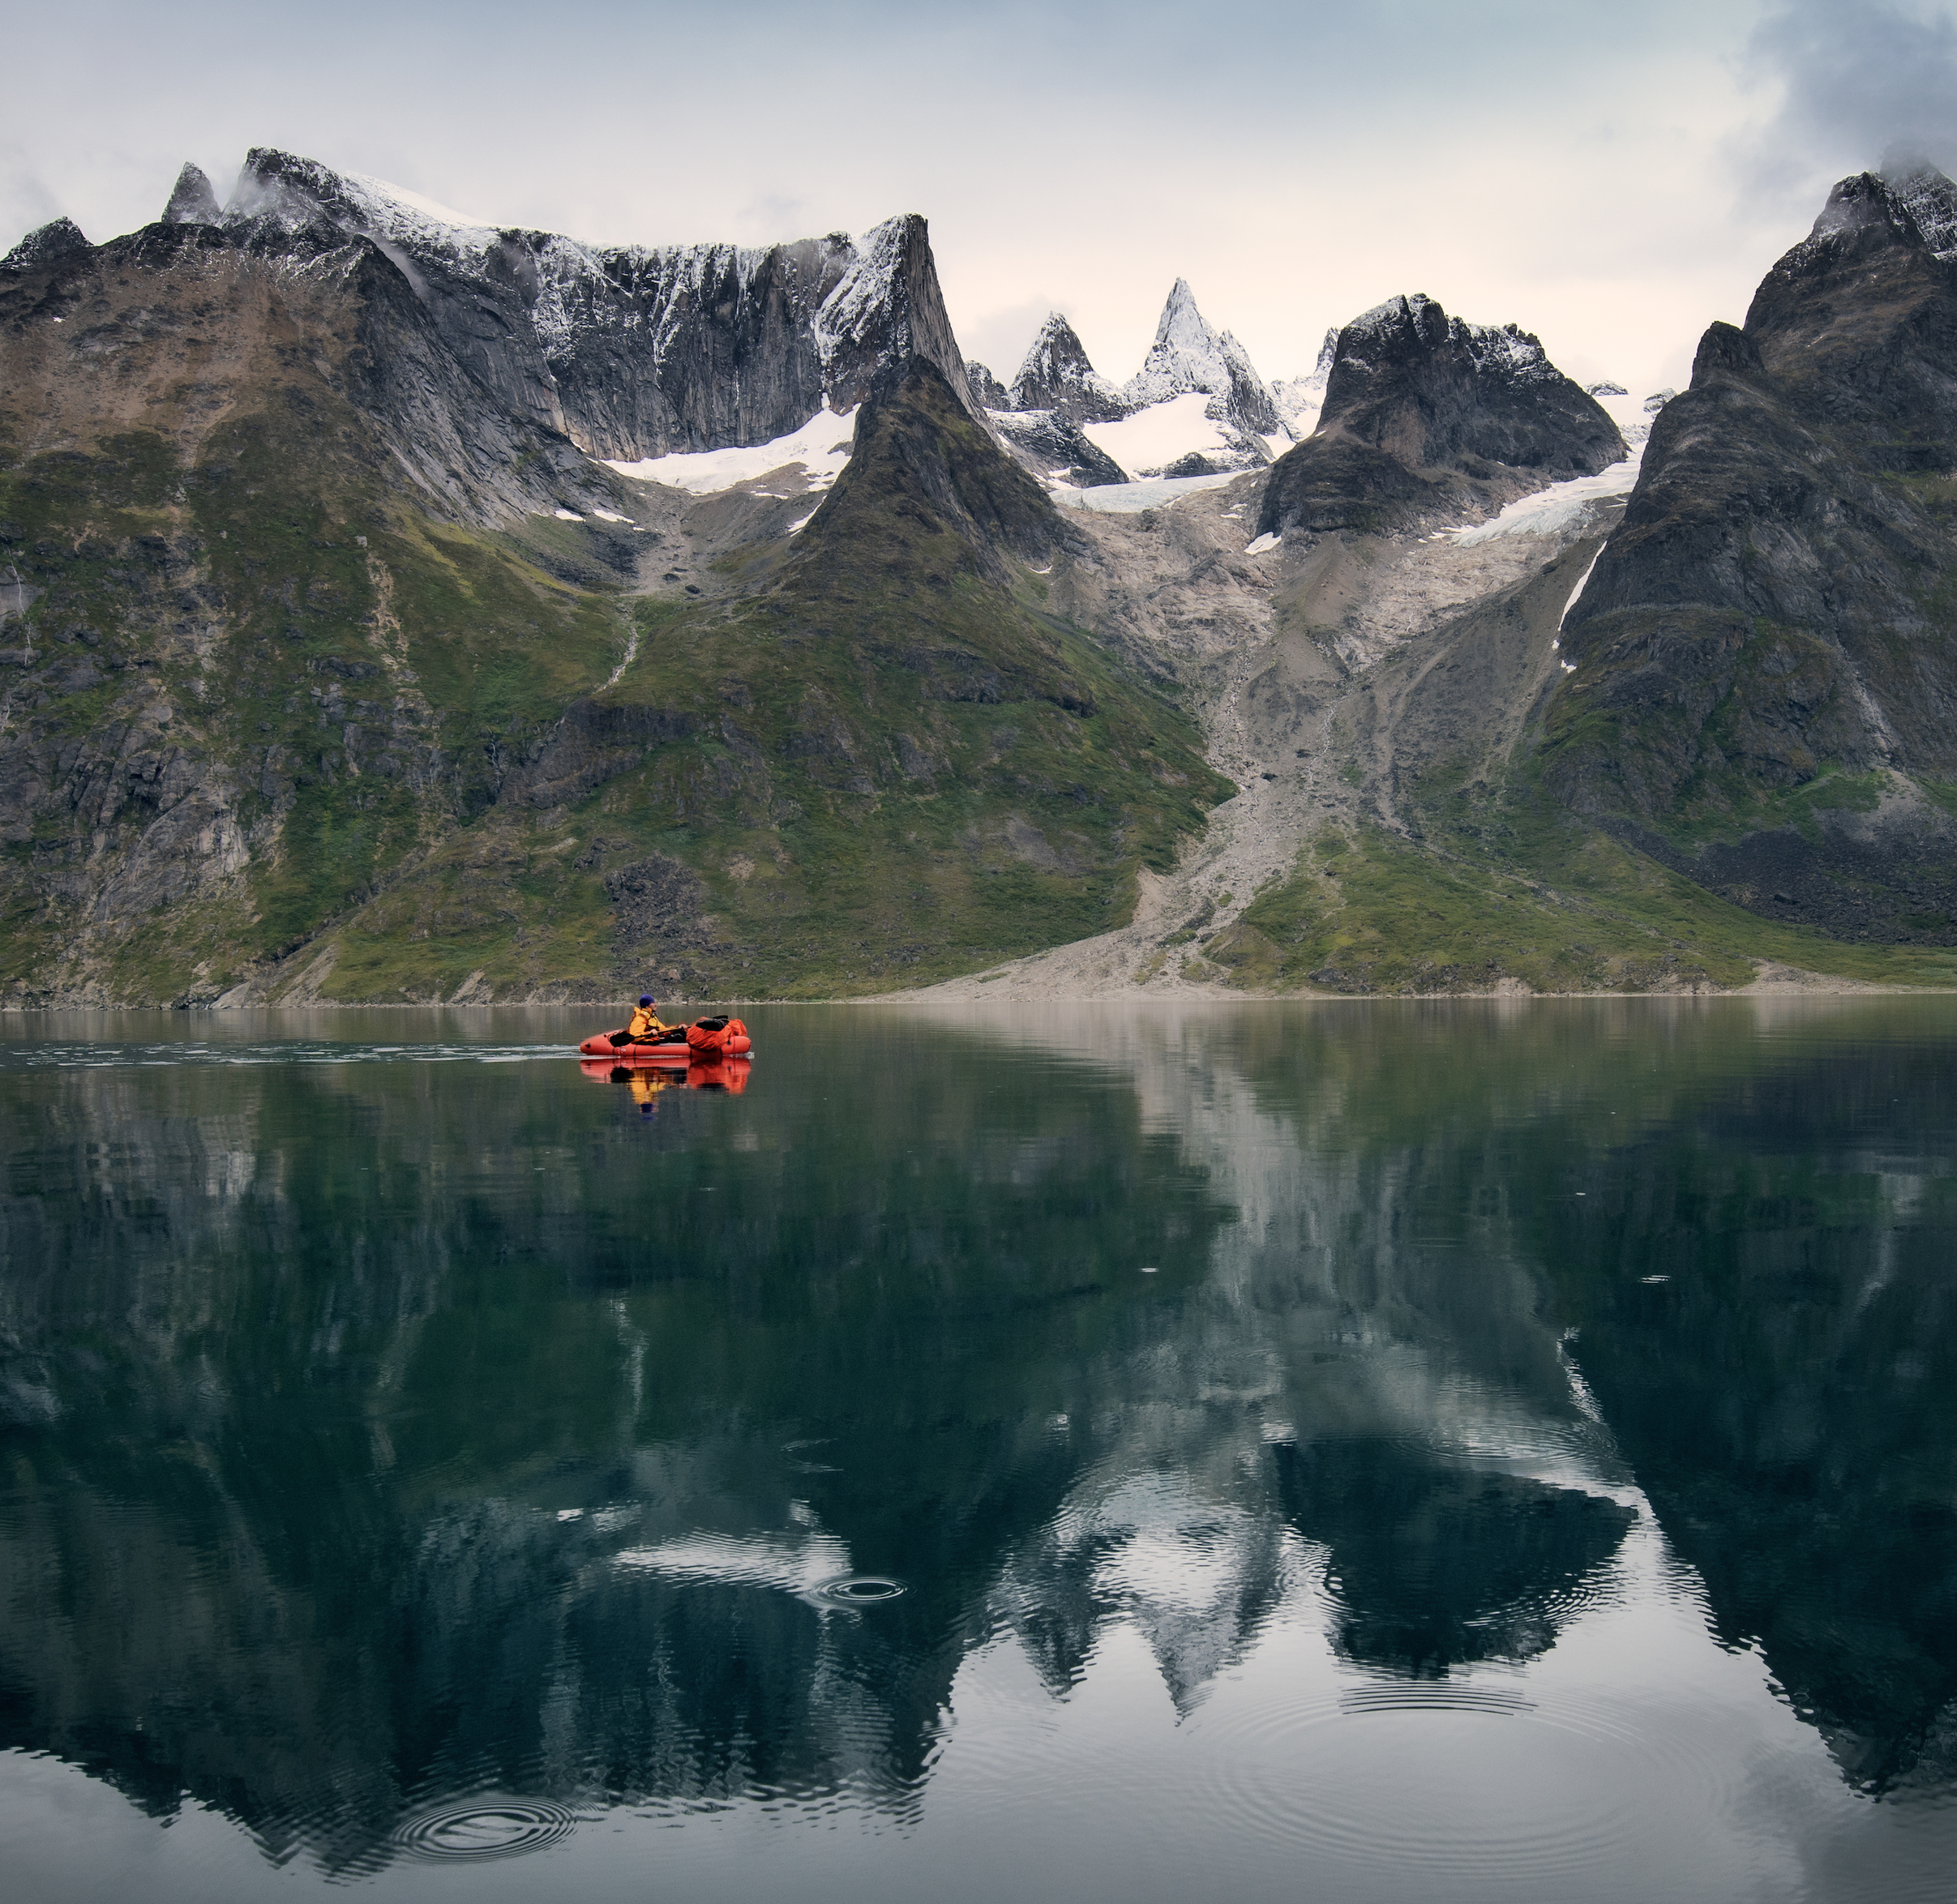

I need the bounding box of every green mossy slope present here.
[0,360,1226,1003]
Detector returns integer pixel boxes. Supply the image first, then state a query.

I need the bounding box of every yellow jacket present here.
[627,1004,670,1039]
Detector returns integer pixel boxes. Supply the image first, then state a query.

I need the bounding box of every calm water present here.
[2,999,1955,1902]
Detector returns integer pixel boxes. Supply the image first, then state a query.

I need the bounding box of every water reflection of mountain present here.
[923,1000,1957,1784]
[1531,1026,1957,1792]
[1272,1441,1633,1676]
[0,1024,1240,1866]
[2,999,1954,1867]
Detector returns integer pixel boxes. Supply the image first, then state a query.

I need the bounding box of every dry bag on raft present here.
[686,1015,752,1057]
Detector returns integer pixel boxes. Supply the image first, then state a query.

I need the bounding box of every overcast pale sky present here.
[4,0,1953,401]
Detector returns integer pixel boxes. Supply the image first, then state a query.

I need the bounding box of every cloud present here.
[1745,0,1957,197]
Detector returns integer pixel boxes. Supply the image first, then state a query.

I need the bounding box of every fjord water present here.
[1,1003,1954,1902]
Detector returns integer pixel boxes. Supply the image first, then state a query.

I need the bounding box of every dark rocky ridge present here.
[1257,293,1623,537]
[0,217,92,272]
[212,148,981,460]
[1549,163,1957,941]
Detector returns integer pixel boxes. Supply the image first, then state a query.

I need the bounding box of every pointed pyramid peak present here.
[1008,311,1126,421]
[1014,311,1094,383]
[163,162,221,227]
[1152,278,1218,350]
[1125,280,1274,432]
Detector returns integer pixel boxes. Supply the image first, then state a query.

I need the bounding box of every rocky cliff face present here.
[203,148,980,460]
[0,156,1226,1004]
[1258,294,1623,537]
[1549,164,1957,942]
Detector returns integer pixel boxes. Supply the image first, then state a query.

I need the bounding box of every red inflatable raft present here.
[577,1015,752,1061]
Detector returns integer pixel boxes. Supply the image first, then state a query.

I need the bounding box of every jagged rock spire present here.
[1008,313,1126,421]
[1124,280,1277,434]
[162,163,221,227]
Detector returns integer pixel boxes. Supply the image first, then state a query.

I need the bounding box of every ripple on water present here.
[809,1574,906,1607]
[1188,1672,1749,1884]
[393,1798,577,1862]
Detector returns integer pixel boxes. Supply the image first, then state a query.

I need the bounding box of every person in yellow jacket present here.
[612,996,679,1046]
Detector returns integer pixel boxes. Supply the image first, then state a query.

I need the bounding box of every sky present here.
[3,0,1953,402]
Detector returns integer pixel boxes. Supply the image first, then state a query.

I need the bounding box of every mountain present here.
[12,147,1957,1004]
[1257,293,1624,537]
[1089,280,1284,478]
[1008,312,1129,422]
[966,314,1131,490]
[0,152,1228,1004]
[1179,169,1957,999]
[1544,165,1957,943]
[972,286,1288,486]
[191,148,983,463]
[1124,279,1278,434]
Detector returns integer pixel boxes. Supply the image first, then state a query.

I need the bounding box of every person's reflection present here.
[615,1067,670,1115]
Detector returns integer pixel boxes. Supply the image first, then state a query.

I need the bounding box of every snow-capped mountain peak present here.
[1008,312,1127,421]
[192,148,975,462]
[1122,280,1278,437]
[1881,158,1957,259]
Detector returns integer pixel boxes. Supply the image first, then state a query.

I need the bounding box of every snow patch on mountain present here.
[1272,328,1338,438]
[1082,394,1231,478]
[606,409,859,494]
[1448,388,1651,545]
[1051,472,1238,514]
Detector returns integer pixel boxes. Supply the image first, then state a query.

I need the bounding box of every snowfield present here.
[606,409,859,495]
[1051,472,1239,514]
[1449,388,1653,545]
[1082,394,1232,478]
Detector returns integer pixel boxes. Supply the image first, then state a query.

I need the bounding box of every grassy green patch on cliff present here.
[291,365,1229,1003]
[1,363,1228,1004]
[1208,772,1957,996]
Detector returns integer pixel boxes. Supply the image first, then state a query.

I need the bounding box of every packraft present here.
[577,1016,752,1060]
